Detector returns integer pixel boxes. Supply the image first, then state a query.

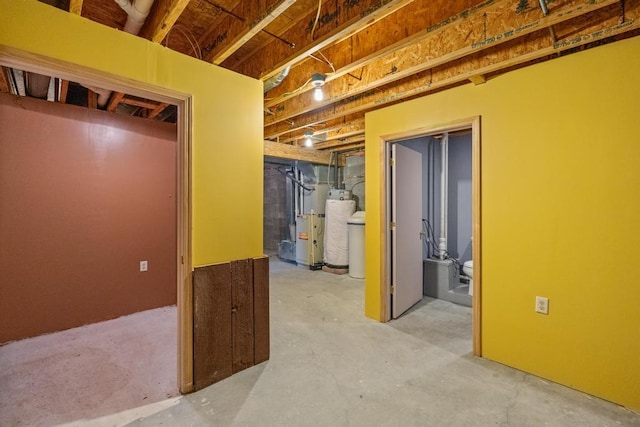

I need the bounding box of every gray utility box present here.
[423,258,471,307]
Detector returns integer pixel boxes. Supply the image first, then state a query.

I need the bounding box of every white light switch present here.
[140,261,148,272]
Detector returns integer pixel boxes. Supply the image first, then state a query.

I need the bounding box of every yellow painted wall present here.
[0,0,264,266]
[365,36,640,409]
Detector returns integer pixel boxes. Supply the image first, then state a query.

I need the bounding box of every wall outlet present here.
[140,260,148,272]
[535,296,549,314]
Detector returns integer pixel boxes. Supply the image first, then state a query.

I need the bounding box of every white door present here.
[392,143,423,318]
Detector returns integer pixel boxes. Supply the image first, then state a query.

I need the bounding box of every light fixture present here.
[310,73,326,102]
[304,131,314,147]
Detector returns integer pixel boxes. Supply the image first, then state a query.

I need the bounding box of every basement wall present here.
[0,0,264,268]
[0,93,176,343]
[263,163,290,254]
[365,36,640,410]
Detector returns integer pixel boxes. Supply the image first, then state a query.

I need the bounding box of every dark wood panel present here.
[193,263,232,390]
[231,259,255,373]
[253,256,270,364]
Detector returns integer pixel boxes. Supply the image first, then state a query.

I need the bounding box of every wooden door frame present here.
[380,116,482,356]
[0,46,194,392]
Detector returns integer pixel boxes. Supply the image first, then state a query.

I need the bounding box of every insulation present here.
[323,199,356,268]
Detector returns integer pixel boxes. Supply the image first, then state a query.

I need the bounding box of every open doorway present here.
[0,47,193,423]
[382,117,481,355]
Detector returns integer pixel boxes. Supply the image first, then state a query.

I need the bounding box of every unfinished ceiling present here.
[9,0,639,152]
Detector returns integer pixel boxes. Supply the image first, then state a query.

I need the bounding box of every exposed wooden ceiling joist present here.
[148,102,170,119]
[140,0,192,43]
[256,0,416,81]
[34,0,640,145]
[265,0,620,128]
[58,79,69,103]
[106,91,125,112]
[276,118,366,144]
[205,0,297,65]
[0,67,10,93]
[264,139,334,164]
[314,134,365,150]
[69,0,83,15]
[264,0,496,109]
[265,11,640,139]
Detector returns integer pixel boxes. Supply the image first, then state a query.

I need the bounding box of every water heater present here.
[327,189,352,200]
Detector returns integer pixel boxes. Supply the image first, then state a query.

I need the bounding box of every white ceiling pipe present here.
[115,0,155,35]
[84,85,113,107]
[80,0,155,108]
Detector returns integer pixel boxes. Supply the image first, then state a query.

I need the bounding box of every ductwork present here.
[263,66,290,94]
[115,0,155,35]
[25,72,51,99]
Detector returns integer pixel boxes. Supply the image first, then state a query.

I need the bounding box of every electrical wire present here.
[310,0,322,40]
[264,78,311,101]
[317,51,336,74]
[166,25,202,59]
[276,167,315,192]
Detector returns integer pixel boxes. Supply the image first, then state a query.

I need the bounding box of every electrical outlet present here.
[535,296,549,314]
[140,261,148,272]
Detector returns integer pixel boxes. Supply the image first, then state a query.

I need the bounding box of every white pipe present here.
[115,0,155,35]
[439,133,449,259]
[82,0,155,108]
[83,85,113,108]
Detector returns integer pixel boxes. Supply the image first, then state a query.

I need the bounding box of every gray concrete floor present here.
[0,306,179,426]
[130,258,639,426]
[2,258,639,426]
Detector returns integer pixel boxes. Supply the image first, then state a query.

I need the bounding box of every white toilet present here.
[463,260,473,296]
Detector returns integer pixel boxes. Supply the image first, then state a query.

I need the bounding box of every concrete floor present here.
[0,306,179,426]
[2,258,639,426]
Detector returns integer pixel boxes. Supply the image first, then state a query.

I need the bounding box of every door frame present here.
[0,46,194,392]
[381,116,482,356]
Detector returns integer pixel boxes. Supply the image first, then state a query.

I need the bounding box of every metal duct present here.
[263,66,290,94]
[25,72,51,99]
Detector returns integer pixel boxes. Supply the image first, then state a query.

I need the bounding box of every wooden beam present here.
[120,97,159,109]
[206,0,297,65]
[0,66,10,93]
[265,0,497,109]
[321,142,365,152]
[277,120,365,144]
[148,102,170,119]
[259,0,415,81]
[314,135,365,150]
[469,75,487,85]
[69,0,83,15]
[264,140,333,164]
[265,17,640,139]
[87,90,98,109]
[265,0,620,127]
[139,0,191,43]
[58,79,69,103]
[107,91,125,112]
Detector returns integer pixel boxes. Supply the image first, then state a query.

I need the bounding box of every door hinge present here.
[181,255,184,265]
[390,221,396,230]
[390,158,395,167]
[390,285,396,294]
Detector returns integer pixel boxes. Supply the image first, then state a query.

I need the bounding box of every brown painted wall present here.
[0,93,177,343]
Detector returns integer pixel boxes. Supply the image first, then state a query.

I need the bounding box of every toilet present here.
[463,260,473,296]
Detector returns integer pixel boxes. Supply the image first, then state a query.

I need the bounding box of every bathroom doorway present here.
[383,117,482,355]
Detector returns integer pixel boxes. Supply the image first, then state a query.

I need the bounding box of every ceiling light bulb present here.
[313,87,323,101]
[304,131,314,147]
